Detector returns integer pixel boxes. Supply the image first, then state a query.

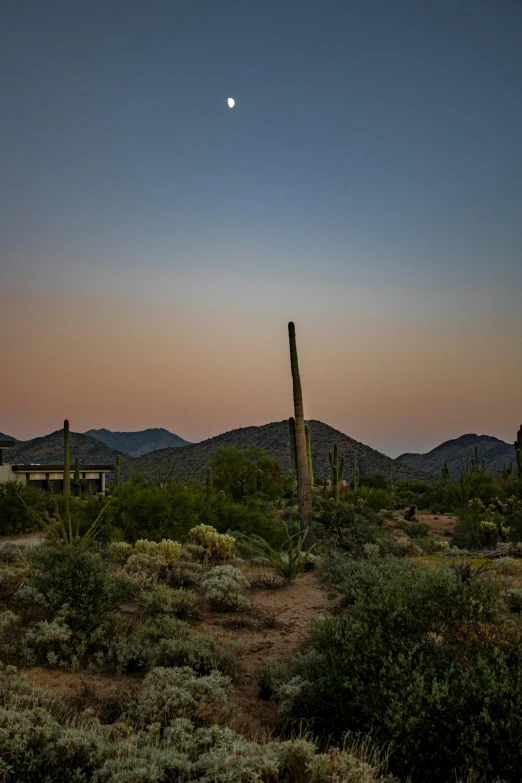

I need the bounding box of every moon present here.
[227,97,235,108]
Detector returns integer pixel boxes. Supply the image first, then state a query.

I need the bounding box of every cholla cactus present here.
[188,525,235,561]
[134,538,182,564]
[432,540,450,552]
[107,541,133,562]
[156,539,182,564]
[480,520,499,548]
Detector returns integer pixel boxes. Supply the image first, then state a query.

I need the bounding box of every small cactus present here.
[515,425,522,481]
[63,419,71,497]
[329,443,345,502]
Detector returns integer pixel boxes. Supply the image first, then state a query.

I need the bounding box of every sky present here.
[1,0,521,457]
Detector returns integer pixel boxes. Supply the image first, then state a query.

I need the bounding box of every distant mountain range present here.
[3,429,129,469]
[85,428,191,458]
[0,432,17,442]
[129,419,431,483]
[396,433,516,478]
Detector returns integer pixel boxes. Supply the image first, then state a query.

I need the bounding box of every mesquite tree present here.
[288,322,313,547]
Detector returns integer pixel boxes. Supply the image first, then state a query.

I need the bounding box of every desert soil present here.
[0,530,46,549]
[385,512,456,540]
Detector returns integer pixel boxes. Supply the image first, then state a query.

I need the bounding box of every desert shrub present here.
[167,559,204,588]
[279,556,522,782]
[496,557,522,576]
[123,551,168,585]
[316,497,381,556]
[200,565,251,612]
[93,613,239,678]
[28,544,116,636]
[137,584,198,618]
[135,666,230,726]
[404,520,430,539]
[188,525,235,561]
[0,481,48,535]
[0,666,390,783]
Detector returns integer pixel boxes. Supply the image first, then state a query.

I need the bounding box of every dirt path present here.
[0,531,46,550]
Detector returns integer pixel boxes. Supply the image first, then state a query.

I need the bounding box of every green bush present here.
[278,557,522,782]
[0,481,48,535]
[29,544,115,636]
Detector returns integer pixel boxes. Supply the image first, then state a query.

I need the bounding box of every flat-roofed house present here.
[0,440,114,493]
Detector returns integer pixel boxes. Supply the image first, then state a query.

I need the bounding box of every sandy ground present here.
[385,512,456,540]
[0,531,46,549]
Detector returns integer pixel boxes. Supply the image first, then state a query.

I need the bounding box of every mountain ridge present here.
[397,433,516,477]
[85,427,191,457]
[3,430,131,469]
[128,419,432,483]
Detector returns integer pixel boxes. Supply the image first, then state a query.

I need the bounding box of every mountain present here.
[3,429,132,470]
[0,432,17,442]
[85,428,191,458]
[396,434,516,478]
[128,419,432,483]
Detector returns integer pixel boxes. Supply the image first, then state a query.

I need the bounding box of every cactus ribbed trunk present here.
[304,424,314,486]
[288,417,297,475]
[329,443,345,502]
[288,322,313,548]
[63,419,70,497]
[516,425,522,481]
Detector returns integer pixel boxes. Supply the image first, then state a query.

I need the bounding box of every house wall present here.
[0,466,24,484]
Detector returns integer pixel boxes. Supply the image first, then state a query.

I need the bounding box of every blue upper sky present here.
[2,0,521,289]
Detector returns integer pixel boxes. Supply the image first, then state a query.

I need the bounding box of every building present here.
[0,440,114,493]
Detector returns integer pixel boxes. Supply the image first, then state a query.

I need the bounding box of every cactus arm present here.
[288,322,313,547]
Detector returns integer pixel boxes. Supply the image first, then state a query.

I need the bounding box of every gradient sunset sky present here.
[1,0,521,457]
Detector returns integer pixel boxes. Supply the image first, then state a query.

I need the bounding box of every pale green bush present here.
[496,557,522,576]
[123,552,168,585]
[138,584,198,618]
[200,565,251,612]
[0,666,390,782]
[136,666,230,726]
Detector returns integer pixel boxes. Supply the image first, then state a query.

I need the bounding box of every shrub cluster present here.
[275,556,522,782]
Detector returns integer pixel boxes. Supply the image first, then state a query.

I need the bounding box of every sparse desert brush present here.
[200,564,251,612]
[496,557,522,576]
[138,583,198,619]
[188,524,236,561]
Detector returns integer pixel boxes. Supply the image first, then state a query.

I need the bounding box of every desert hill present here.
[129,419,432,483]
[396,433,516,478]
[85,427,191,457]
[3,429,131,470]
[0,432,17,442]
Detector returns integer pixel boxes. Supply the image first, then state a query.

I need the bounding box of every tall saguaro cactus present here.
[288,322,313,546]
[304,424,314,486]
[63,419,71,497]
[288,417,297,475]
[516,425,522,481]
[329,443,345,503]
